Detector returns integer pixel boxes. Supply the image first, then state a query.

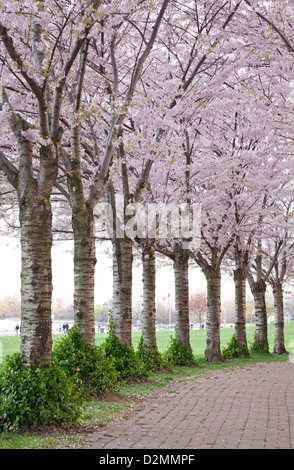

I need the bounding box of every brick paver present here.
[81,361,294,449]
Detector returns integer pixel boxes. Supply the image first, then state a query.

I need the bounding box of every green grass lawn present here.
[97,321,294,358]
[1,322,294,367]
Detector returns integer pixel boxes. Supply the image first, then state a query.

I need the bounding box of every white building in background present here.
[284,284,292,323]
[264,284,293,323]
[284,285,292,313]
[265,285,271,304]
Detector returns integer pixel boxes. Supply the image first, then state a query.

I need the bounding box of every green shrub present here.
[103,316,148,381]
[221,335,250,359]
[53,326,119,396]
[137,336,171,371]
[0,353,82,434]
[163,336,197,366]
[249,332,270,355]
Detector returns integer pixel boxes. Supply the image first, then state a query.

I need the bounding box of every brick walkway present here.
[80,361,294,450]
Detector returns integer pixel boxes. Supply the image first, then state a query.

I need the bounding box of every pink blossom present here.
[21,129,37,142]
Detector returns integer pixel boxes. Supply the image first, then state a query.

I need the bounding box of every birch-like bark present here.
[268,252,288,355]
[112,237,133,345]
[204,266,225,362]
[2,124,59,367]
[246,239,280,352]
[234,269,248,349]
[0,8,99,365]
[71,204,96,347]
[18,135,61,365]
[251,281,269,351]
[173,245,190,347]
[105,161,133,345]
[19,187,53,366]
[233,247,248,351]
[10,116,59,366]
[7,134,62,368]
[64,83,97,346]
[142,247,157,350]
[110,151,153,345]
[273,281,288,355]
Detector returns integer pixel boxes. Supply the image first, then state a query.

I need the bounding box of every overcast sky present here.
[0,236,234,305]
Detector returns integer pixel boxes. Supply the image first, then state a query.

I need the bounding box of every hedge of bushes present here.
[0,320,189,434]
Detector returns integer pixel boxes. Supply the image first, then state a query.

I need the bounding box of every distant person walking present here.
[62,323,69,333]
[15,324,20,335]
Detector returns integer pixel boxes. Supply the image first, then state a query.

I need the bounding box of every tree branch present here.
[134,159,153,202]
[0,22,42,100]
[245,0,294,54]
[87,0,169,209]
[0,150,19,189]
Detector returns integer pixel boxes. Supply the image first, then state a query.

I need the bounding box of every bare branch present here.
[0,23,42,100]
[0,150,18,189]
[134,159,153,202]
[88,0,170,209]
[245,0,294,54]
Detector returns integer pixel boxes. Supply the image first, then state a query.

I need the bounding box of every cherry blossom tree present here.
[1,0,294,366]
[121,0,246,355]
[265,196,294,354]
[58,0,170,346]
[189,292,207,328]
[60,0,243,350]
[0,0,102,365]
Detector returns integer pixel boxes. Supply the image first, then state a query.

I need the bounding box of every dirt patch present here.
[20,421,95,440]
[96,391,136,403]
[152,367,174,374]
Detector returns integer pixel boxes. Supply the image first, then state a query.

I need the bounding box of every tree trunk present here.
[173,245,190,347]
[112,237,133,345]
[64,119,97,347]
[19,191,53,366]
[72,205,96,347]
[233,267,248,351]
[141,247,157,350]
[251,281,269,352]
[204,266,225,362]
[273,282,288,355]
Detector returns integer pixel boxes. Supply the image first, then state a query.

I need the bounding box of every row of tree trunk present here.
[17,198,288,367]
[111,239,288,362]
[14,140,288,366]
